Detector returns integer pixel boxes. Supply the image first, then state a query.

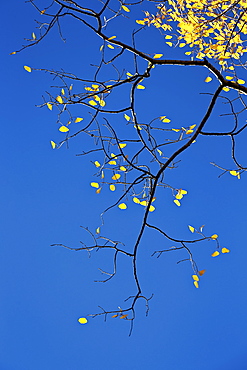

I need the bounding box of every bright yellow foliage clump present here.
[138,0,247,64]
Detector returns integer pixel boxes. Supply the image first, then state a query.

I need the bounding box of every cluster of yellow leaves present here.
[173,189,187,206]
[192,270,205,288]
[212,247,230,257]
[172,124,196,135]
[132,196,156,212]
[84,84,106,107]
[229,170,241,179]
[136,1,247,64]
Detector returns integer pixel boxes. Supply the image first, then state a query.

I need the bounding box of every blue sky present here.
[2,1,247,369]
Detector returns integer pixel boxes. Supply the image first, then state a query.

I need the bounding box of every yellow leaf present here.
[192,275,199,281]
[118,203,127,209]
[112,174,121,180]
[221,247,230,253]
[153,54,163,59]
[40,9,46,14]
[107,44,114,49]
[32,32,36,40]
[112,314,118,318]
[181,189,187,195]
[120,314,128,319]
[124,114,130,121]
[24,65,32,73]
[59,126,69,132]
[96,227,100,234]
[99,99,106,107]
[61,88,65,95]
[96,188,101,194]
[89,100,98,106]
[90,182,99,188]
[174,199,181,206]
[126,72,133,77]
[186,129,194,134]
[189,124,196,129]
[110,184,115,191]
[188,225,195,233]
[137,84,145,89]
[205,76,212,83]
[122,5,130,12]
[78,317,88,324]
[229,170,239,177]
[120,166,126,171]
[179,43,186,48]
[119,143,127,149]
[193,281,199,288]
[198,269,206,276]
[157,149,163,156]
[56,95,63,104]
[185,51,192,55]
[10,51,16,55]
[133,197,140,204]
[69,84,73,91]
[109,160,116,165]
[47,103,53,111]
[101,171,104,179]
[226,76,233,80]
[172,128,180,132]
[229,66,234,70]
[166,42,173,47]
[211,234,218,239]
[223,87,230,92]
[134,125,142,130]
[50,141,56,149]
[136,20,146,25]
[75,117,83,123]
[108,36,116,40]
[94,161,100,168]
[111,153,117,158]
[100,45,104,52]
[140,200,148,206]
[165,35,172,39]
[149,205,155,212]
[211,251,220,257]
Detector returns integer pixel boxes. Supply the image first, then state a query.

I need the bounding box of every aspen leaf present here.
[186,129,194,134]
[112,174,120,180]
[32,32,36,40]
[96,227,100,234]
[111,153,117,158]
[40,9,46,14]
[108,36,116,40]
[61,88,65,95]
[75,117,83,123]
[69,84,73,91]
[179,43,186,48]
[24,65,32,73]
[126,72,133,77]
[211,251,220,257]
[90,182,99,188]
[133,197,140,204]
[162,118,171,123]
[124,114,130,121]
[47,103,53,111]
[226,76,233,80]
[153,54,163,59]
[205,76,212,83]
[107,44,115,49]
[112,314,118,318]
[120,166,126,171]
[194,281,199,288]
[157,149,163,156]
[99,45,104,52]
[140,200,148,206]
[78,317,88,324]
[221,247,230,253]
[10,52,16,55]
[89,100,97,106]
[211,234,218,239]
[109,160,116,165]
[50,141,56,149]
[136,20,146,25]
[56,95,63,104]
[185,51,192,55]
[99,99,106,107]
[94,161,100,168]
[96,188,101,194]
[223,87,230,92]
[166,42,173,47]
[118,203,127,210]
[229,66,234,70]
[237,79,245,84]
[120,314,128,319]
[119,143,127,149]
[174,199,181,206]
[190,124,196,129]
[229,170,239,177]
[188,225,195,233]
[110,184,115,191]
[172,128,180,132]
[121,5,130,12]
[198,269,206,276]
[101,171,104,179]
[165,35,172,39]
[137,84,145,89]
[59,126,69,132]
[149,205,155,212]
[192,275,199,281]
